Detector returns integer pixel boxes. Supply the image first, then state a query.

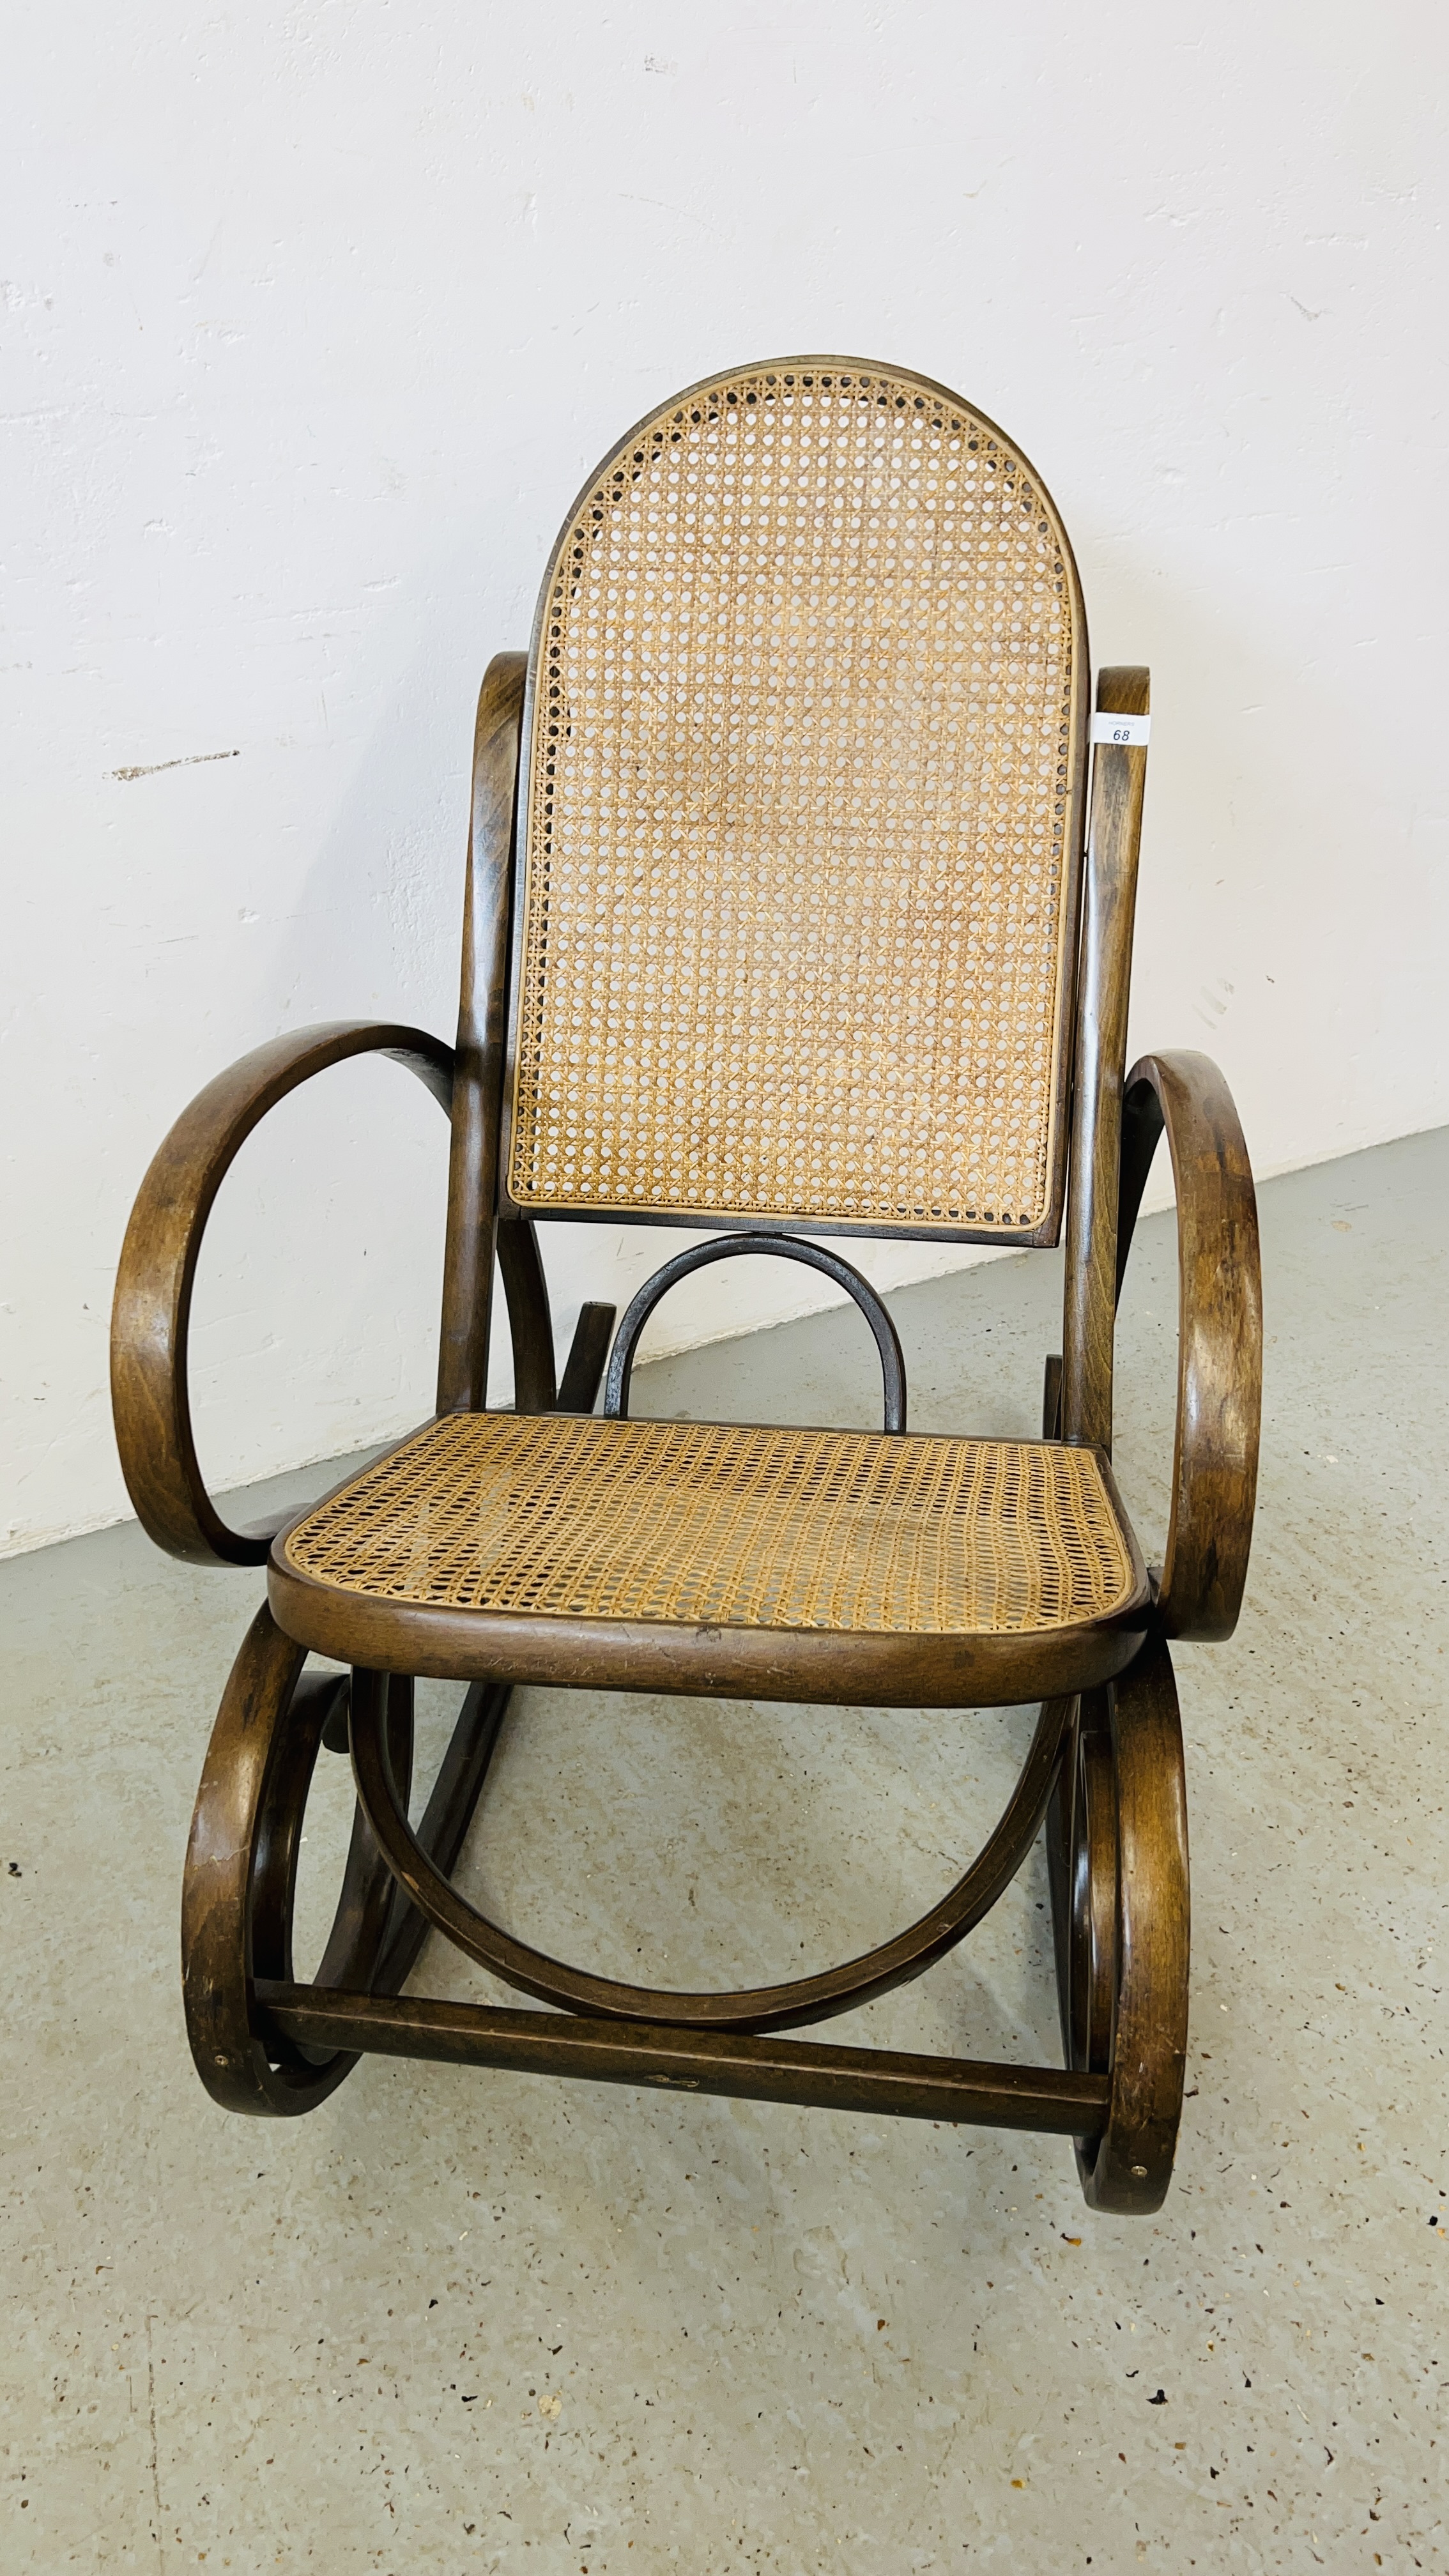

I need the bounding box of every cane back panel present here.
[503,360,1088,1241]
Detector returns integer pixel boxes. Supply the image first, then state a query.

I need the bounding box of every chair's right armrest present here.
[1116,1050,1262,1641]
[111,1020,454,1567]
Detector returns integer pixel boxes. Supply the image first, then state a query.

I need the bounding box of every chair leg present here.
[181,1604,508,2116]
[1051,1637,1190,2212]
[1046,1691,1115,2085]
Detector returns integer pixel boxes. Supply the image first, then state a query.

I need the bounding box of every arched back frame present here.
[499,358,1091,1251]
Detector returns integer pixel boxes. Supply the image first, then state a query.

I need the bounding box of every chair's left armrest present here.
[111,1020,454,1567]
[1117,1050,1262,1642]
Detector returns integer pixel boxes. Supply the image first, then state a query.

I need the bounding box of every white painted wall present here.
[4,2,1446,1555]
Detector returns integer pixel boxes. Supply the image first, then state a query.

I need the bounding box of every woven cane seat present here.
[279,1412,1138,1640]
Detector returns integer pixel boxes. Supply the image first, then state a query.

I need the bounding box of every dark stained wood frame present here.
[112,421,1262,2213]
[111,1022,454,1567]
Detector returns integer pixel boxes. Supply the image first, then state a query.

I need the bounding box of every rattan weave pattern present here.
[507,360,1083,1236]
[280,1413,1135,1637]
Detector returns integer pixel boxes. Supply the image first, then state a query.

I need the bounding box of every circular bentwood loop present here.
[347,1674,1073,2035]
[181,1604,416,2115]
[111,1020,454,1567]
[1075,1636,1190,2214]
[602,1233,907,1432]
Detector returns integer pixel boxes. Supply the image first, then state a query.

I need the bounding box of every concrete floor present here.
[3,1127,1446,2574]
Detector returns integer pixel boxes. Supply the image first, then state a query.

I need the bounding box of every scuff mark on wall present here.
[111,748,240,781]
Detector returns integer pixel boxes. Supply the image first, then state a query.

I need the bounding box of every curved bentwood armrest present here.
[1116,1050,1262,1642]
[111,1022,454,1567]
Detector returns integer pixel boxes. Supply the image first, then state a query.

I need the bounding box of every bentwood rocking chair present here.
[112,360,1261,2213]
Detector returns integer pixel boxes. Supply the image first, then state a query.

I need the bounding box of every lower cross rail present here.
[254,1981,1107,2137]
